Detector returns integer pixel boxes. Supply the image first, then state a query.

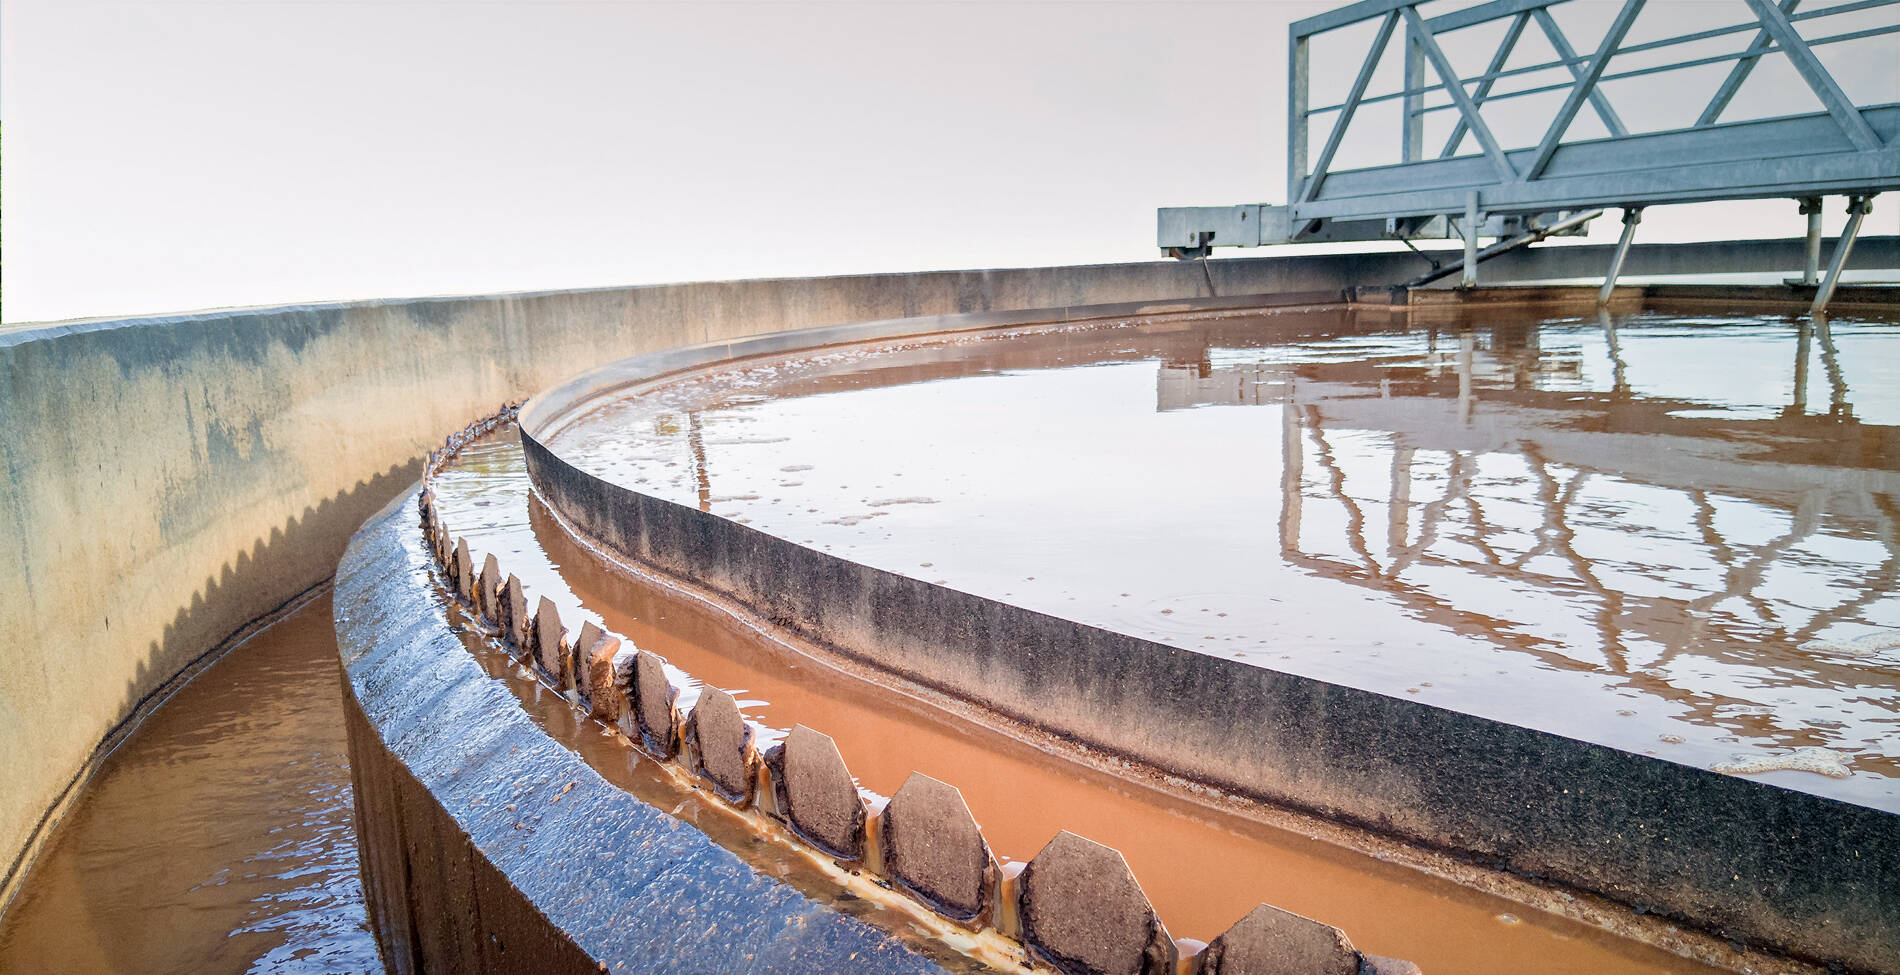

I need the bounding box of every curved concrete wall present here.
[337,487,957,975]
[516,297,1900,972]
[2,235,1893,909]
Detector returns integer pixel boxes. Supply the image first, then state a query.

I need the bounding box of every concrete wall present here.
[2,235,1894,907]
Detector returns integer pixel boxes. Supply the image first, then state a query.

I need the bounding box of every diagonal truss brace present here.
[1403,6,1518,182]
[1302,11,1402,203]
[1441,11,1531,158]
[1739,0,1881,150]
[1521,0,1646,181]
[1696,0,1801,127]
[1530,8,1628,138]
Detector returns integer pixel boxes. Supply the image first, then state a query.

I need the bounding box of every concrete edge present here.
[337,480,961,975]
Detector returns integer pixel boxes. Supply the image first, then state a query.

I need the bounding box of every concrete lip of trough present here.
[336,486,971,975]
[513,288,1900,974]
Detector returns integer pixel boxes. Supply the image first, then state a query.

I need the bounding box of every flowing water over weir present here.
[0,594,379,973]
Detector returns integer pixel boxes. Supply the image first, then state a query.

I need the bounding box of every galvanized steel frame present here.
[1284,0,1900,226]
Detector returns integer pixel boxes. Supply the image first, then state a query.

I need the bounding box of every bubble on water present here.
[1800,630,1900,658]
[824,512,887,526]
[1712,747,1852,779]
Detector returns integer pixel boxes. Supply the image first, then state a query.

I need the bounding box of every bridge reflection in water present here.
[1160,312,1898,788]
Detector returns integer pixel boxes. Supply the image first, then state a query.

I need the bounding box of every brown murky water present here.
[433,430,1727,973]
[0,593,379,975]
[545,306,1900,811]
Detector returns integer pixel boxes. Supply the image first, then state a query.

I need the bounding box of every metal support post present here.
[1461,193,1481,290]
[1598,207,1643,305]
[1810,195,1871,316]
[1800,197,1824,285]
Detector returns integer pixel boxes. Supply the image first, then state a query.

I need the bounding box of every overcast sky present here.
[3,0,1894,324]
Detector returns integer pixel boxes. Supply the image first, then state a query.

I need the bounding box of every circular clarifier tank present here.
[541,307,1900,811]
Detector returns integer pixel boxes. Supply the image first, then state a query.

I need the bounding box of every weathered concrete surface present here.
[766,725,866,861]
[336,488,952,974]
[630,651,680,759]
[516,301,1900,973]
[685,686,753,804]
[5,239,1896,911]
[881,773,993,923]
[477,553,501,621]
[501,574,529,650]
[573,622,616,718]
[1356,954,1424,975]
[1198,904,1357,975]
[532,596,567,686]
[1018,831,1174,975]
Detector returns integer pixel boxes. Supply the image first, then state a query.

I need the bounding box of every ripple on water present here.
[0,594,380,974]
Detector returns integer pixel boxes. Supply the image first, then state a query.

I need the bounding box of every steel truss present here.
[1157,0,1900,307]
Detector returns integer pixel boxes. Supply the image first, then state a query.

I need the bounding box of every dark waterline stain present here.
[0,593,379,974]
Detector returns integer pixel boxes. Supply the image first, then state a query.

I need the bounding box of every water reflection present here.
[550,307,1900,809]
[1255,318,1897,797]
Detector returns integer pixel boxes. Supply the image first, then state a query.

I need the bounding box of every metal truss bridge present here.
[1158,0,1900,310]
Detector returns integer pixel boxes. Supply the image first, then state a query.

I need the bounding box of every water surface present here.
[0,594,379,974]
[547,307,1900,810]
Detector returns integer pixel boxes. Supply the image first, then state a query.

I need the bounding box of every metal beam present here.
[1403,6,1519,183]
[1801,196,1824,284]
[1289,33,1310,210]
[1425,0,1570,35]
[1442,12,1531,158]
[1521,0,1646,182]
[1696,0,1801,127]
[1169,0,1900,256]
[1600,207,1642,304]
[1462,191,1482,288]
[1402,25,1426,162]
[1531,8,1629,138]
[1811,195,1872,315]
[1303,11,1401,203]
[1306,3,1900,118]
[1404,208,1603,286]
[1740,0,1882,149]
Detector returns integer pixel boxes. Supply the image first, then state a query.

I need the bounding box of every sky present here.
[2,0,1894,324]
